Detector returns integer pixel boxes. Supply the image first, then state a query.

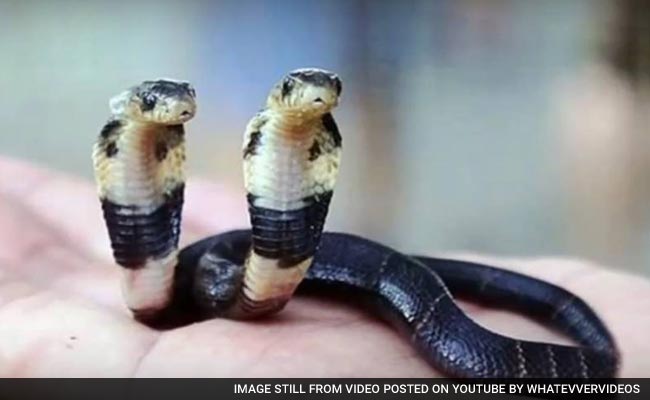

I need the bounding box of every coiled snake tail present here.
[177,230,619,378]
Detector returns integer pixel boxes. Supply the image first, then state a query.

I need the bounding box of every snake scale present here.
[92,69,619,378]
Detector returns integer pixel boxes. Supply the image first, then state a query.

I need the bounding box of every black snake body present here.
[174,230,619,378]
[92,71,620,378]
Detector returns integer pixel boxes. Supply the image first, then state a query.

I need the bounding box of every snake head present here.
[267,68,342,115]
[109,79,197,124]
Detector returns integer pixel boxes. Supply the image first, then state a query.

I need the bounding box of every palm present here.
[0,157,648,377]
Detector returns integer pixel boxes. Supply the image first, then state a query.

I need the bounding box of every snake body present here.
[92,71,620,377]
[231,69,342,318]
[175,230,619,378]
[92,79,194,318]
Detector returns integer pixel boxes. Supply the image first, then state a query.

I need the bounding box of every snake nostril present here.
[180,110,191,117]
[314,97,324,103]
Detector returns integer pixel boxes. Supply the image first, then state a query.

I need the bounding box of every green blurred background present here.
[1,0,649,275]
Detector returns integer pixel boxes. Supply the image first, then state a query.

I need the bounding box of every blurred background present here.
[1,0,648,276]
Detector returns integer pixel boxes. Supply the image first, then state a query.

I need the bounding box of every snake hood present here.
[222,67,343,317]
[267,68,342,117]
[109,79,197,124]
[93,78,195,317]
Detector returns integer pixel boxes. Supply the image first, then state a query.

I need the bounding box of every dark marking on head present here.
[135,80,195,113]
[100,119,122,139]
[105,141,118,158]
[289,69,340,90]
[308,140,321,161]
[139,80,193,98]
[155,141,168,162]
[321,113,342,147]
[243,131,262,158]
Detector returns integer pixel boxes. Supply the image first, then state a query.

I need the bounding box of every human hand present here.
[0,156,648,377]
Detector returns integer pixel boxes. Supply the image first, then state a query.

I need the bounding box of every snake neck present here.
[229,110,341,318]
[93,117,186,317]
[97,120,185,202]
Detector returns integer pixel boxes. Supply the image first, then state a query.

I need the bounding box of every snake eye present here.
[281,78,295,98]
[141,94,157,111]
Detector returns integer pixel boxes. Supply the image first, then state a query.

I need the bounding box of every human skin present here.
[0,156,648,377]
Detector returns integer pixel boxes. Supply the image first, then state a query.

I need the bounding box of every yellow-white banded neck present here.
[233,91,342,317]
[92,79,195,317]
[93,120,186,315]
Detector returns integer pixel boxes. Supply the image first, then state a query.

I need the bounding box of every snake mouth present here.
[175,108,196,123]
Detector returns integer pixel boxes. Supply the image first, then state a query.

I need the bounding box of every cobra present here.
[92,70,620,378]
